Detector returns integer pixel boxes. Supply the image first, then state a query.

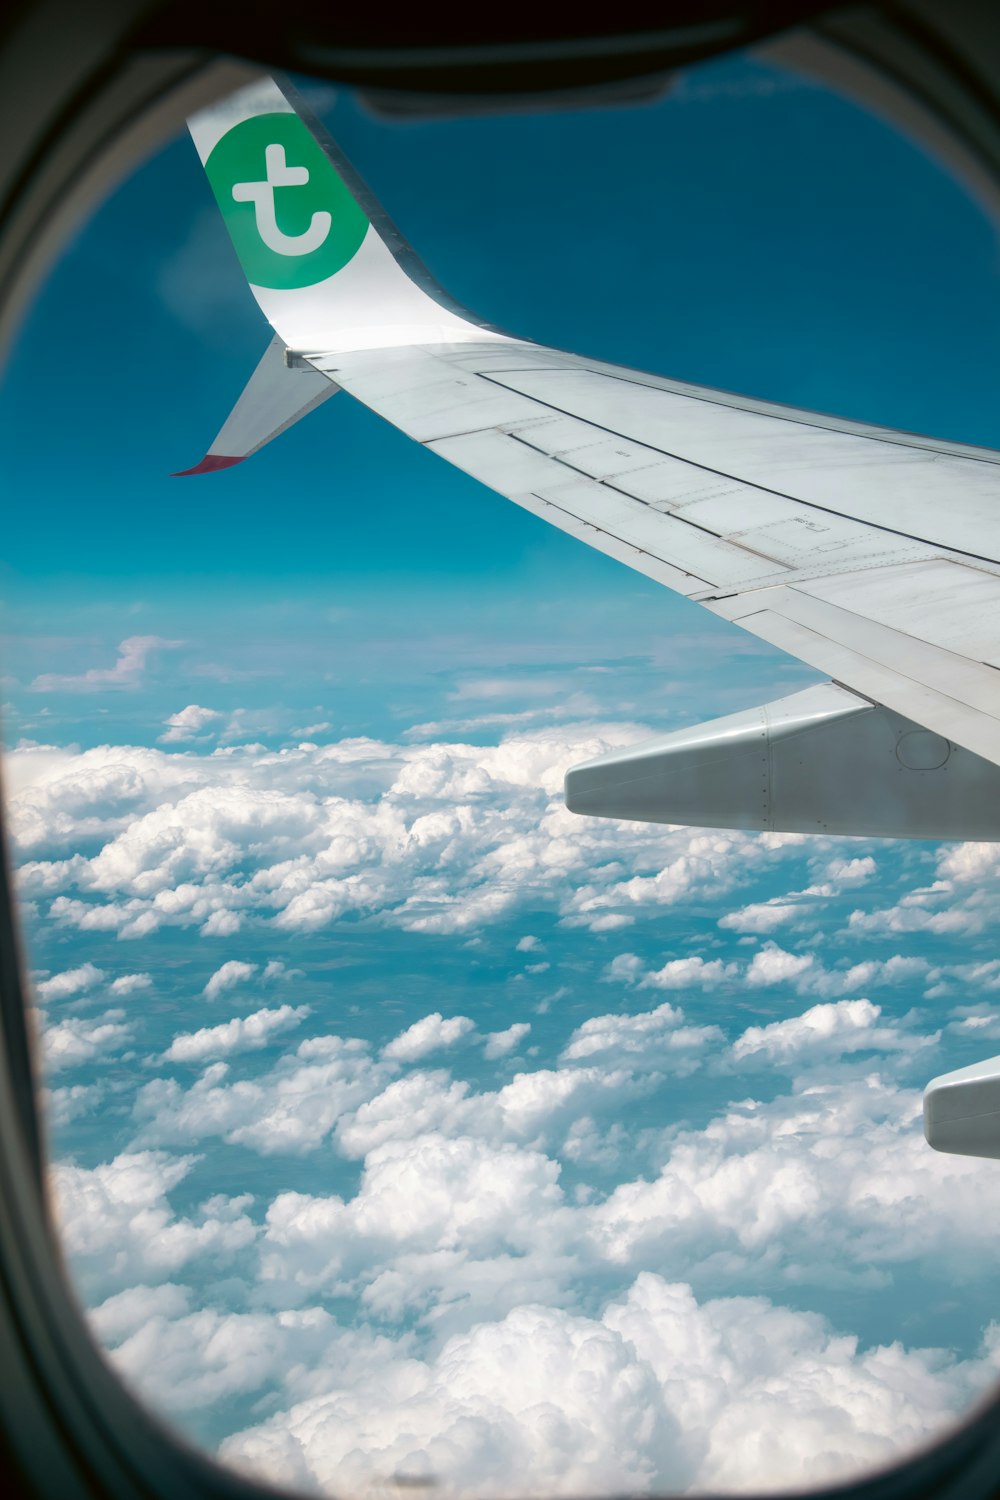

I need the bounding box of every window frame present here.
[1,4,999,1496]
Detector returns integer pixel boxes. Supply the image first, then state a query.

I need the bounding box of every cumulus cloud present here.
[850,902,988,939]
[602,952,738,990]
[561,831,779,932]
[35,962,104,1001]
[641,956,737,990]
[382,1013,475,1064]
[483,1022,531,1060]
[846,844,1000,941]
[162,1005,312,1063]
[203,961,257,1000]
[90,1282,193,1346]
[731,1000,934,1065]
[31,636,184,693]
[109,972,152,996]
[944,1003,1000,1040]
[17,721,1000,1492]
[797,954,929,1000]
[104,1297,336,1419]
[43,965,1000,1498]
[6,728,804,941]
[823,855,877,887]
[263,959,300,982]
[586,1071,1000,1289]
[603,953,645,986]
[9,743,205,855]
[50,1152,256,1301]
[333,1071,478,1160]
[43,1081,105,1129]
[745,943,815,987]
[925,960,1000,1001]
[49,895,160,941]
[215,1273,998,1499]
[561,1001,722,1069]
[263,1133,563,1294]
[602,945,924,1005]
[43,1010,132,1072]
[720,858,877,936]
[126,990,1000,1301]
[720,900,802,934]
[159,705,222,743]
[132,1037,386,1156]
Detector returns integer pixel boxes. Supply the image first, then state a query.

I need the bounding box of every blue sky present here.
[3,48,1000,1498]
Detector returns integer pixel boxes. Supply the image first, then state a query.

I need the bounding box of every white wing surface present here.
[185,76,1000,777]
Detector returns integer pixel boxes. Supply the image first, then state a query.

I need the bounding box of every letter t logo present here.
[232,144,332,256]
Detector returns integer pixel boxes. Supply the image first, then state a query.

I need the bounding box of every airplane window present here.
[4,46,1000,1498]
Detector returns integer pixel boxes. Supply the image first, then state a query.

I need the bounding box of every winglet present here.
[172,454,245,477]
[172,333,339,476]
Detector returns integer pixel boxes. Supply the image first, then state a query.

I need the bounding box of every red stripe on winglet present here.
[171,454,246,477]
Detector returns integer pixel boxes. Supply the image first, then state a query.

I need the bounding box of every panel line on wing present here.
[507,430,797,567]
[472,368,1000,571]
[526,489,715,587]
[454,350,1000,468]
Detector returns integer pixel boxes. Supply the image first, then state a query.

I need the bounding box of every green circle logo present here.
[205,113,368,290]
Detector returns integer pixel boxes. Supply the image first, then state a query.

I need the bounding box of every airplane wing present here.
[181,75,1000,838]
[324,338,1000,770]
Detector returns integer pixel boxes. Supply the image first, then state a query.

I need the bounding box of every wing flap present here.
[798,558,1000,664]
[712,564,1000,765]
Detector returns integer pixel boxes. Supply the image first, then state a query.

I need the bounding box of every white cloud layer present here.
[17,723,1000,1494]
[40,953,1000,1500]
[214,1274,999,1498]
[133,1037,388,1156]
[7,729,805,941]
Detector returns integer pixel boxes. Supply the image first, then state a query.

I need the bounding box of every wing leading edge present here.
[182,75,1000,837]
